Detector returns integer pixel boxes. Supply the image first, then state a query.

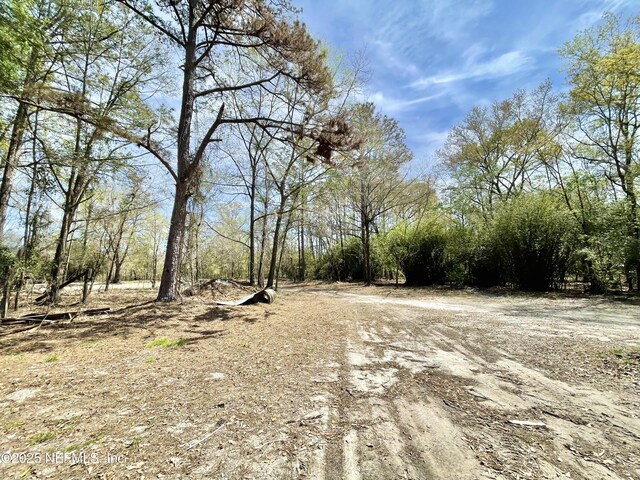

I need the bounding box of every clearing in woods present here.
[1,283,639,479]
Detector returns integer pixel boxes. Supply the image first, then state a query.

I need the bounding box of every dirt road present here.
[1,284,638,479]
[299,286,639,480]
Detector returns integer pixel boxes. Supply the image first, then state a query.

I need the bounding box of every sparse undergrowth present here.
[28,431,56,445]
[146,337,186,349]
[44,353,59,362]
[600,346,640,374]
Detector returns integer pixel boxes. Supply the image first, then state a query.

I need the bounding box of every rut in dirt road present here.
[303,288,640,480]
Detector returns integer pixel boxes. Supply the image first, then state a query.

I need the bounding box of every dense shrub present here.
[472,194,579,290]
[312,195,598,292]
[385,220,449,285]
[0,246,17,287]
[314,237,358,281]
[443,225,474,285]
[573,201,636,292]
[468,227,506,288]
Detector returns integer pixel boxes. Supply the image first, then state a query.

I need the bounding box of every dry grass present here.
[0,286,348,478]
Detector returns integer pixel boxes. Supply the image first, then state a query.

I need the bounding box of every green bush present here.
[468,225,507,288]
[313,195,584,291]
[443,225,473,285]
[385,220,449,285]
[473,194,579,291]
[314,237,363,281]
[314,236,386,281]
[574,200,636,292]
[0,246,17,286]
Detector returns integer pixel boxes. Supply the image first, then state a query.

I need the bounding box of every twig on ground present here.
[185,420,226,451]
[507,419,547,428]
[285,413,322,425]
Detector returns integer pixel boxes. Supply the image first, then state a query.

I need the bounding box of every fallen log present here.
[35,271,86,303]
[0,314,76,324]
[216,288,276,306]
[80,307,111,316]
[0,307,110,325]
[0,324,41,336]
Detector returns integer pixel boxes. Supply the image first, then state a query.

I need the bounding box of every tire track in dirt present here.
[311,300,490,479]
[307,288,639,480]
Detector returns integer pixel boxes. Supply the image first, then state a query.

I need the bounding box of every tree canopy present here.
[1,8,640,302]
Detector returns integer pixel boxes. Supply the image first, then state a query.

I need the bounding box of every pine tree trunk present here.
[257,177,269,288]
[298,208,306,281]
[156,18,196,301]
[360,176,372,285]
[267,214,283,288]
[248,175,256,285]
[50,202,75,302]
[267,195,285,288]
[0,101,28,236]
[362,220,371,285]
[628,189,639,291]
[257,213,268,288]
[157,181,190,301]
[276,213,292,290]
[0,44,41,236]
[113,256,122,284]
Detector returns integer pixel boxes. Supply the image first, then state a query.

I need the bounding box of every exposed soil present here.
[1,283,639,479]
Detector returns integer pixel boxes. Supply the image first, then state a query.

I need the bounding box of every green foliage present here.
[439,81,560,218]
[29,431,56,445]
[599,346,640,371]
[560,14,640,289]
[146,337,186,349]
[314,237,364,281]
[384,220,449,285]
[0,0,33,94]
[2,4,638,297]
[314,195,580,292]
[2,420,24,432]
[313,236,389,282]
[44,353,59,362]
[472,194,579,290]
[466,225,505,288]
[577,201,636,291]
[441,225,474,285]
[561,14,640,122]
[0,246,18,285]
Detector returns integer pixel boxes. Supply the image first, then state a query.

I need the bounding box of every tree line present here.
[0,3,638,306]
[0,0,360,303]
[288,14,640,293]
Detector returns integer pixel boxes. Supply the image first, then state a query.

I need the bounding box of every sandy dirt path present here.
[1,285,638,479]
[292,286,640,480]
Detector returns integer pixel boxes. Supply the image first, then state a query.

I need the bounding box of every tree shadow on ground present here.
[181,328,228,344]
[192,304,271,324]
[0,299,245,355]
[368,281,640,305]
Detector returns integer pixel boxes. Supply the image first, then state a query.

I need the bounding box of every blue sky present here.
[294,0,637,165]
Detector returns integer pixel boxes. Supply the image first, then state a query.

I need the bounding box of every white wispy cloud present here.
[416,130,450,147]
[370,39,420,77]
[296,0,639,167]
[588,0,635,12]
[517,0,637,55]
[570,0,633,32]
[374,0,494,49]
[411,130,451,160]
[367,90,446,114]
[410,50,533,90]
